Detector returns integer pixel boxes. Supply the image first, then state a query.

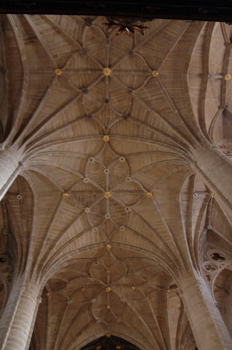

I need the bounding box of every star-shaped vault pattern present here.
[1,14,232,350]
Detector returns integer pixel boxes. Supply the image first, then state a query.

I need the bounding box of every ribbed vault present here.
[187,22,232,158]
[0,13,232,350]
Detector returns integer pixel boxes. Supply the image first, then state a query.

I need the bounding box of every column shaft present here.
[0,280,41,350]
[179,273,232,350]
[0,147,23,201]
[195,147,232,213]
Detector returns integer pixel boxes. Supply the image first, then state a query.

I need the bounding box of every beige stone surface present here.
[0,14,232,350]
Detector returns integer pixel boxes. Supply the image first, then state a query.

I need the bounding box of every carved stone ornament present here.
[207,249,227,264]
[202,261,218,273]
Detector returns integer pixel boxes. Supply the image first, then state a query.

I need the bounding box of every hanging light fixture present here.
[103,18,148,36]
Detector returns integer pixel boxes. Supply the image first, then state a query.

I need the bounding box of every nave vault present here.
[0,14,232,350]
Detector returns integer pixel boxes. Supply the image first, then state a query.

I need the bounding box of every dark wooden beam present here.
[1,1,232,22]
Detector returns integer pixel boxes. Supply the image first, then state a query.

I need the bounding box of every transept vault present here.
[0,14,232,350]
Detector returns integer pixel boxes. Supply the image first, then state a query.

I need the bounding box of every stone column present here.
[194,145,232,214]
[179,272,232,350]
[0,147,23,201]
[0,279,41,350]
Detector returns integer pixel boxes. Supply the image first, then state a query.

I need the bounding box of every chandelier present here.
[103,17,149,35]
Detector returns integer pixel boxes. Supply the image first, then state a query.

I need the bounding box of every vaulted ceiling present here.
[0,14,232,350]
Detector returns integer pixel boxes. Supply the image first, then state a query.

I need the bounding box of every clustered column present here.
[194,145,232,215]
[178,271,232,350]
[0,279,41,350]
[0,147,23,201]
